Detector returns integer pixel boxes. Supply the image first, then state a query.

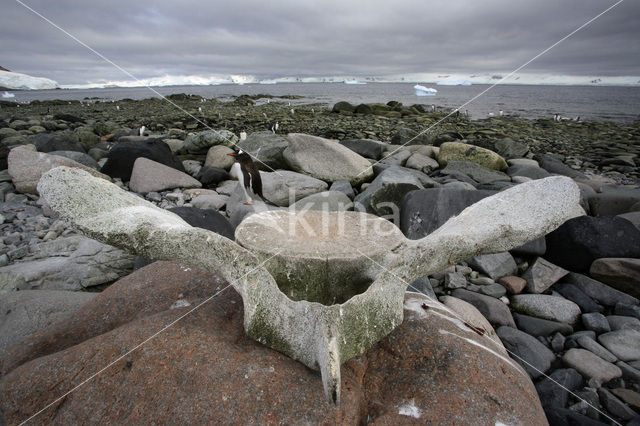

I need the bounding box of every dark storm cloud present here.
[2,0,639,84]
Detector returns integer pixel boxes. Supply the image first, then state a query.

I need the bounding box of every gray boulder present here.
[535,369,583,409]
[329,180,355,200]
[129,157,202,194]
[0,235,135,292]
[48,151,99,169]
[576,336,618,363]
[178,129,238,154]
[581,312,611,334]
[589,258,640,298]
[466,252,517,280]
[511,237,546,256]
[589,193,640,216]
[513,313,573,337]
[534,154,587,179]
[338,138,387,160]
[618,211,640,231]
[441,161,511,185]
[290,191,352,212]
[29,133,85,153]
[606,315,640,332]
[506,164,551,180]
[408,276,437,299]
[521,257,568,294]
[440,295,506,351]
[0,128,19,141]
[496,326,555,378]
[451,288,516,328]
[598,329,640,362]
[554,283,604,313]
[562,348,622,385]
[545,215,640,273]
[510,294,581,325]
[391,127,432,145]
[283,133,373,185]
[354,166,423,216]
[400,188,496,239]
[615,302,640,319]
[405,152,440,173]
[204,145,235,170]
[378,149,412,167]
[237,131,289,170]
[493,137,529,159]
[564,272,638,307]
[260,170,328,207]
[191,193,228,211]
[8,145,110,194]
[597,388,639,422]
[225,184,281,227]
[0,290,96,356]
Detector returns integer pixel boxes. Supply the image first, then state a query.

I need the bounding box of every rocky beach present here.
[0,94,639,424]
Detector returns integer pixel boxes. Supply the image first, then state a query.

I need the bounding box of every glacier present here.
[437,79,472,86]
[0,70,59,90]
[59,71,640,90]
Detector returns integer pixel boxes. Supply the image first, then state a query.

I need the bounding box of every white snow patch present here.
[398,399,422,418]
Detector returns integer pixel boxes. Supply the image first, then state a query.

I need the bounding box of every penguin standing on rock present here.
[227,150,266,205]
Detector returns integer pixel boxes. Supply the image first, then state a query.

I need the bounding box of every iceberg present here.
[230,74,256,85]
[343,80,366,85]
[259,80,277,85]
[2,91,15,98]
[414,85,437,96]
[0,70,59,90]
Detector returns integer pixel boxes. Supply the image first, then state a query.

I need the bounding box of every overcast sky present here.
[2,0,639,84]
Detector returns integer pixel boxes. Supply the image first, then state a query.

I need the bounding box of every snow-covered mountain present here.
[0,70,60,90]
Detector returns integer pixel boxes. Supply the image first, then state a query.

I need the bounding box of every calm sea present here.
[5,83,640,123]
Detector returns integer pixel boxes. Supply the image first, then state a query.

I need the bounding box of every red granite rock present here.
[498,275,528,294]
[0,262,547,424]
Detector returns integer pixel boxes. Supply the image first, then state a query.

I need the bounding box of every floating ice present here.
[414,85,437,96]
[2,91,15,98]
[343,80,366,85]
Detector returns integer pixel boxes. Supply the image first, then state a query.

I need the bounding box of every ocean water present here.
[5,82,640,123]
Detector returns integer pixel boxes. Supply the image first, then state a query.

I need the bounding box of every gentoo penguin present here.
[268,121,279,133]
[227,150,264,205]
[138,125,146,136]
